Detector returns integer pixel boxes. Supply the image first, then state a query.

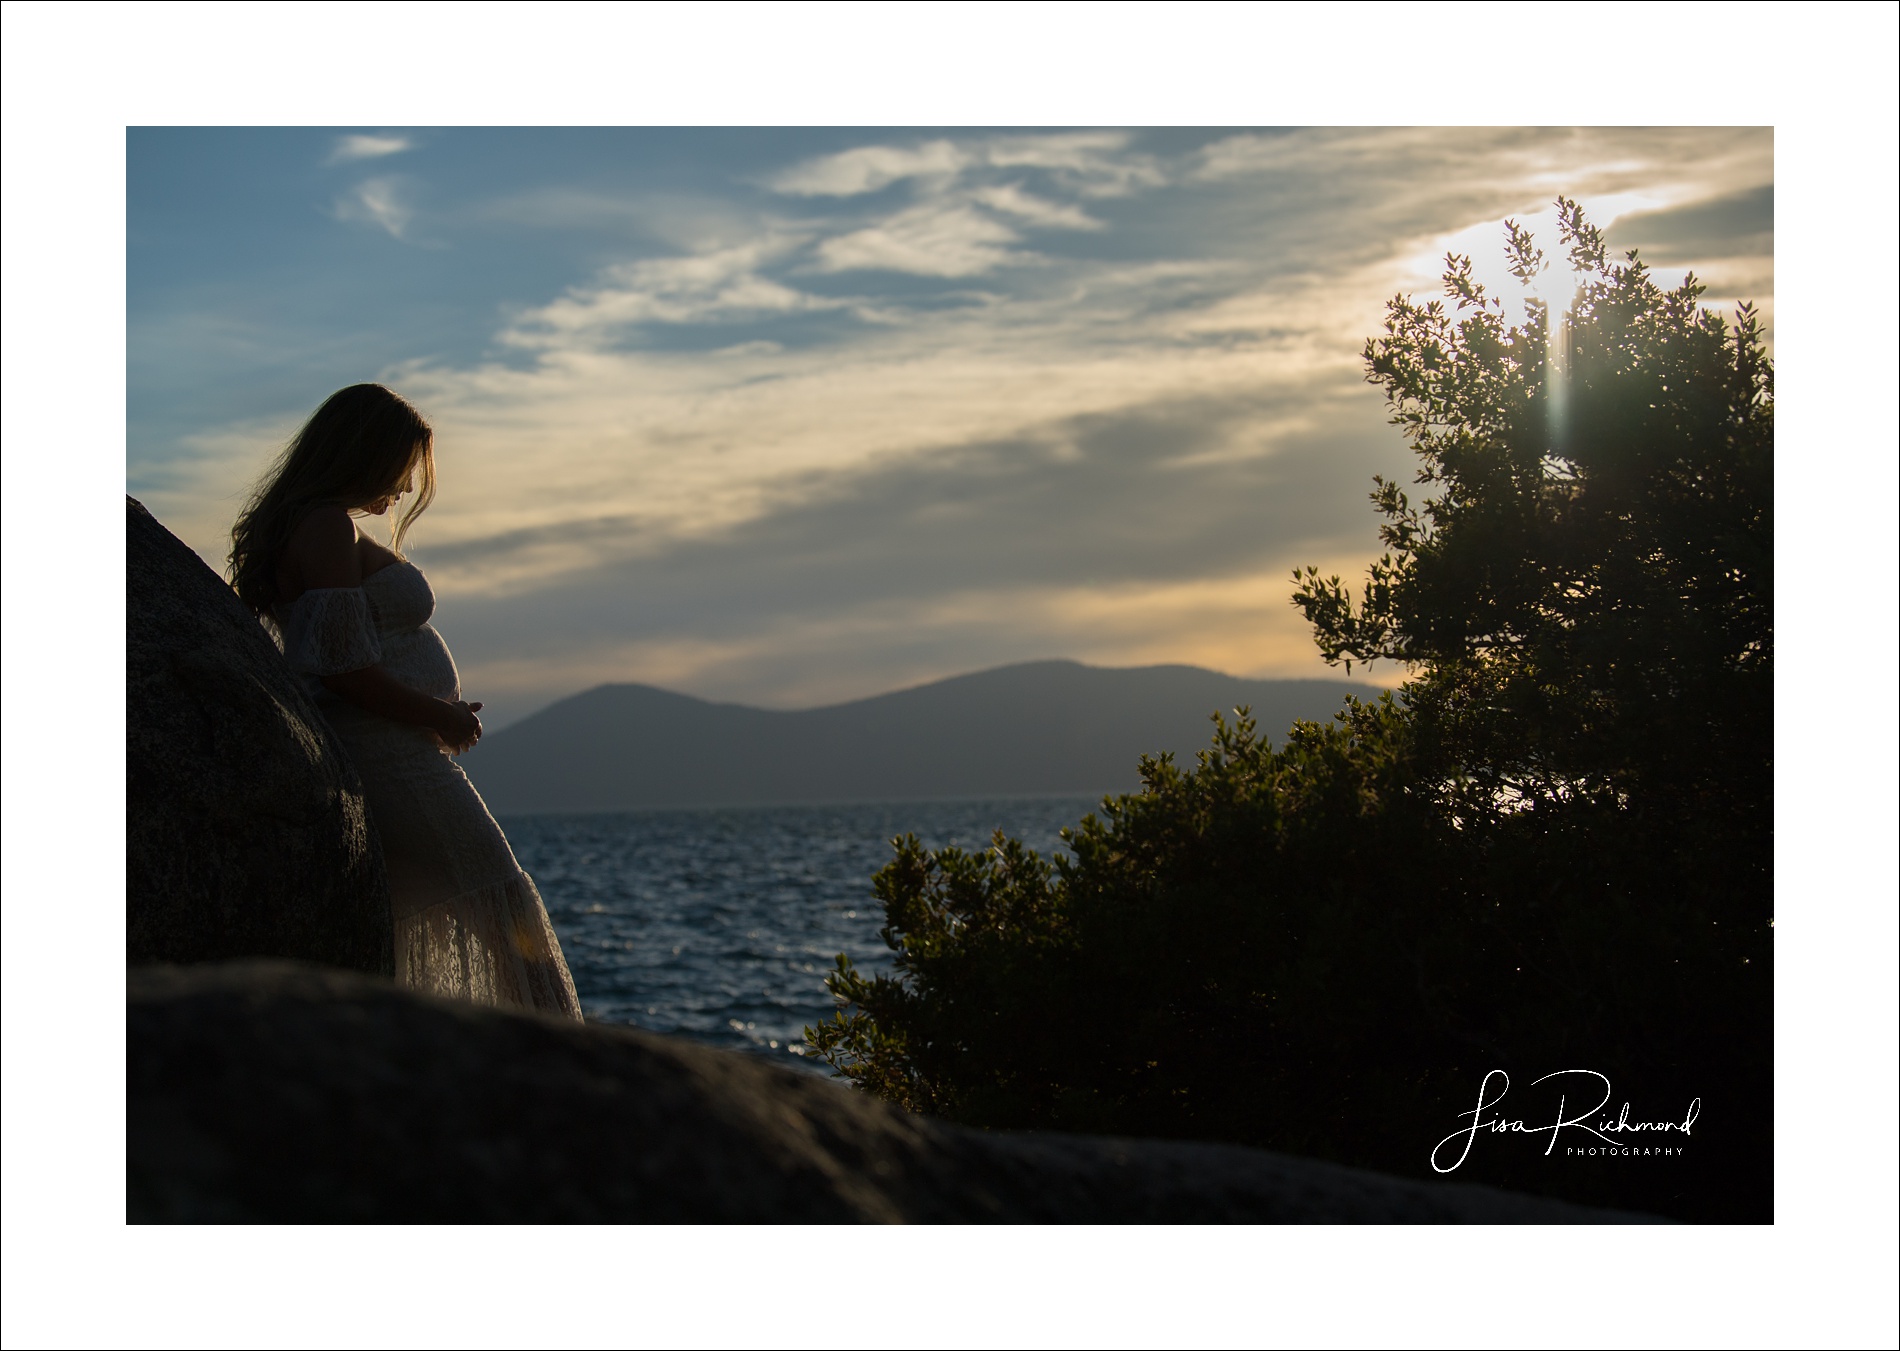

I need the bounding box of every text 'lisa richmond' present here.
[1431,1070,1700,1173]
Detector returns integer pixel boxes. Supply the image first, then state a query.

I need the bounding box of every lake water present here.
[501,796,1099,1074]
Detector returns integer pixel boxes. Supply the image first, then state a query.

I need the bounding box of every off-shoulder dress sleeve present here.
[278,587,382,677]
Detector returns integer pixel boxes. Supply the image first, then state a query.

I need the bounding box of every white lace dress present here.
[274,562,583,1020]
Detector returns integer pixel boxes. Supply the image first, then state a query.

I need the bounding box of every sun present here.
[1406,192,1666,331]
[1528,260,1582,324]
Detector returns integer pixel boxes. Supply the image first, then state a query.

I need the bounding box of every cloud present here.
[779,137,1131,276]
[768,139,969,196]
[421,386,1371,589]
[497,236,840,346]
[769,131,1160,200]
[1189,127,1772,268]
[1604,185,1774,262]
[968,184,1103,231]
[813,201,1026,276]
[1191,126,1764,193]
[333,175,414,239]
[982,131,1162,196]
[327,133,413,165]
[369,329,1350,599]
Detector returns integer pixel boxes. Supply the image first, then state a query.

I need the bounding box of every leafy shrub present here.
[808,203,1772,1220]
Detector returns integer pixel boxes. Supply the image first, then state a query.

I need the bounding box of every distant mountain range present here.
[459,660,1381,814]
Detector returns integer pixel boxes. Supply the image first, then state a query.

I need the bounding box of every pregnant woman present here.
[228,384,582,1020]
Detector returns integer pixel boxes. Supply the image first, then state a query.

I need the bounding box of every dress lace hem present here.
[395,868,584,1021]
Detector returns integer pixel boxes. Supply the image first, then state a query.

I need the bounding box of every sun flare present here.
[1407,192,1665,331]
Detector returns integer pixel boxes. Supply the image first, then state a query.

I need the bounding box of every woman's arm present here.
[321,669,484,752]
[285,505,484,752]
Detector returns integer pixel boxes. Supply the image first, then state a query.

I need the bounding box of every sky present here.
[128,126,1775,729]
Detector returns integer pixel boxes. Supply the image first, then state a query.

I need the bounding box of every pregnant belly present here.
[380,625,461,702]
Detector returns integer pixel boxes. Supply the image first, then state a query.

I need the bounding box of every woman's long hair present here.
[228,384,435,613]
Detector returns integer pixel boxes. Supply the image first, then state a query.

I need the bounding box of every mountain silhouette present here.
[460,660,1381,813]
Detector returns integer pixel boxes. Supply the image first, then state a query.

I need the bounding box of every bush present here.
[808,203,1772,1221]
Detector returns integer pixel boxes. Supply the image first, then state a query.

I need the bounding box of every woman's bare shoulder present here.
[357,532,401,576]
[283,505,362,589]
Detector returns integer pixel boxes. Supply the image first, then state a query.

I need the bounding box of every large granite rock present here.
[129,962,1660,1223]
[126,497,391,973]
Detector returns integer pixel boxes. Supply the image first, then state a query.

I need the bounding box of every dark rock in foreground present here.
[130,963,1662,1224]
[125,497,391,974]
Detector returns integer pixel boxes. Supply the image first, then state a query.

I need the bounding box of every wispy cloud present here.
[1605,185,1774,259]
[813,201,1027,277]
[769,139,969,196]
[1191,127,1768,216]
[360,250,1388,602]
[332,175,415,240]
[968,184,1103,231]
[498,236,841,347]
[327,133,414,165]
[770,131,1160,200]
[982,131,1163,196]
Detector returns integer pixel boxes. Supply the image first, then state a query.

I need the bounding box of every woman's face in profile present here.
[361,468,417,516]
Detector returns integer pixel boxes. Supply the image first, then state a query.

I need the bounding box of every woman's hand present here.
[432,700,484,754]
[322,667,483,751]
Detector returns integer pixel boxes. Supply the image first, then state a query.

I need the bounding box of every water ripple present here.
[503,797,1093,1074]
